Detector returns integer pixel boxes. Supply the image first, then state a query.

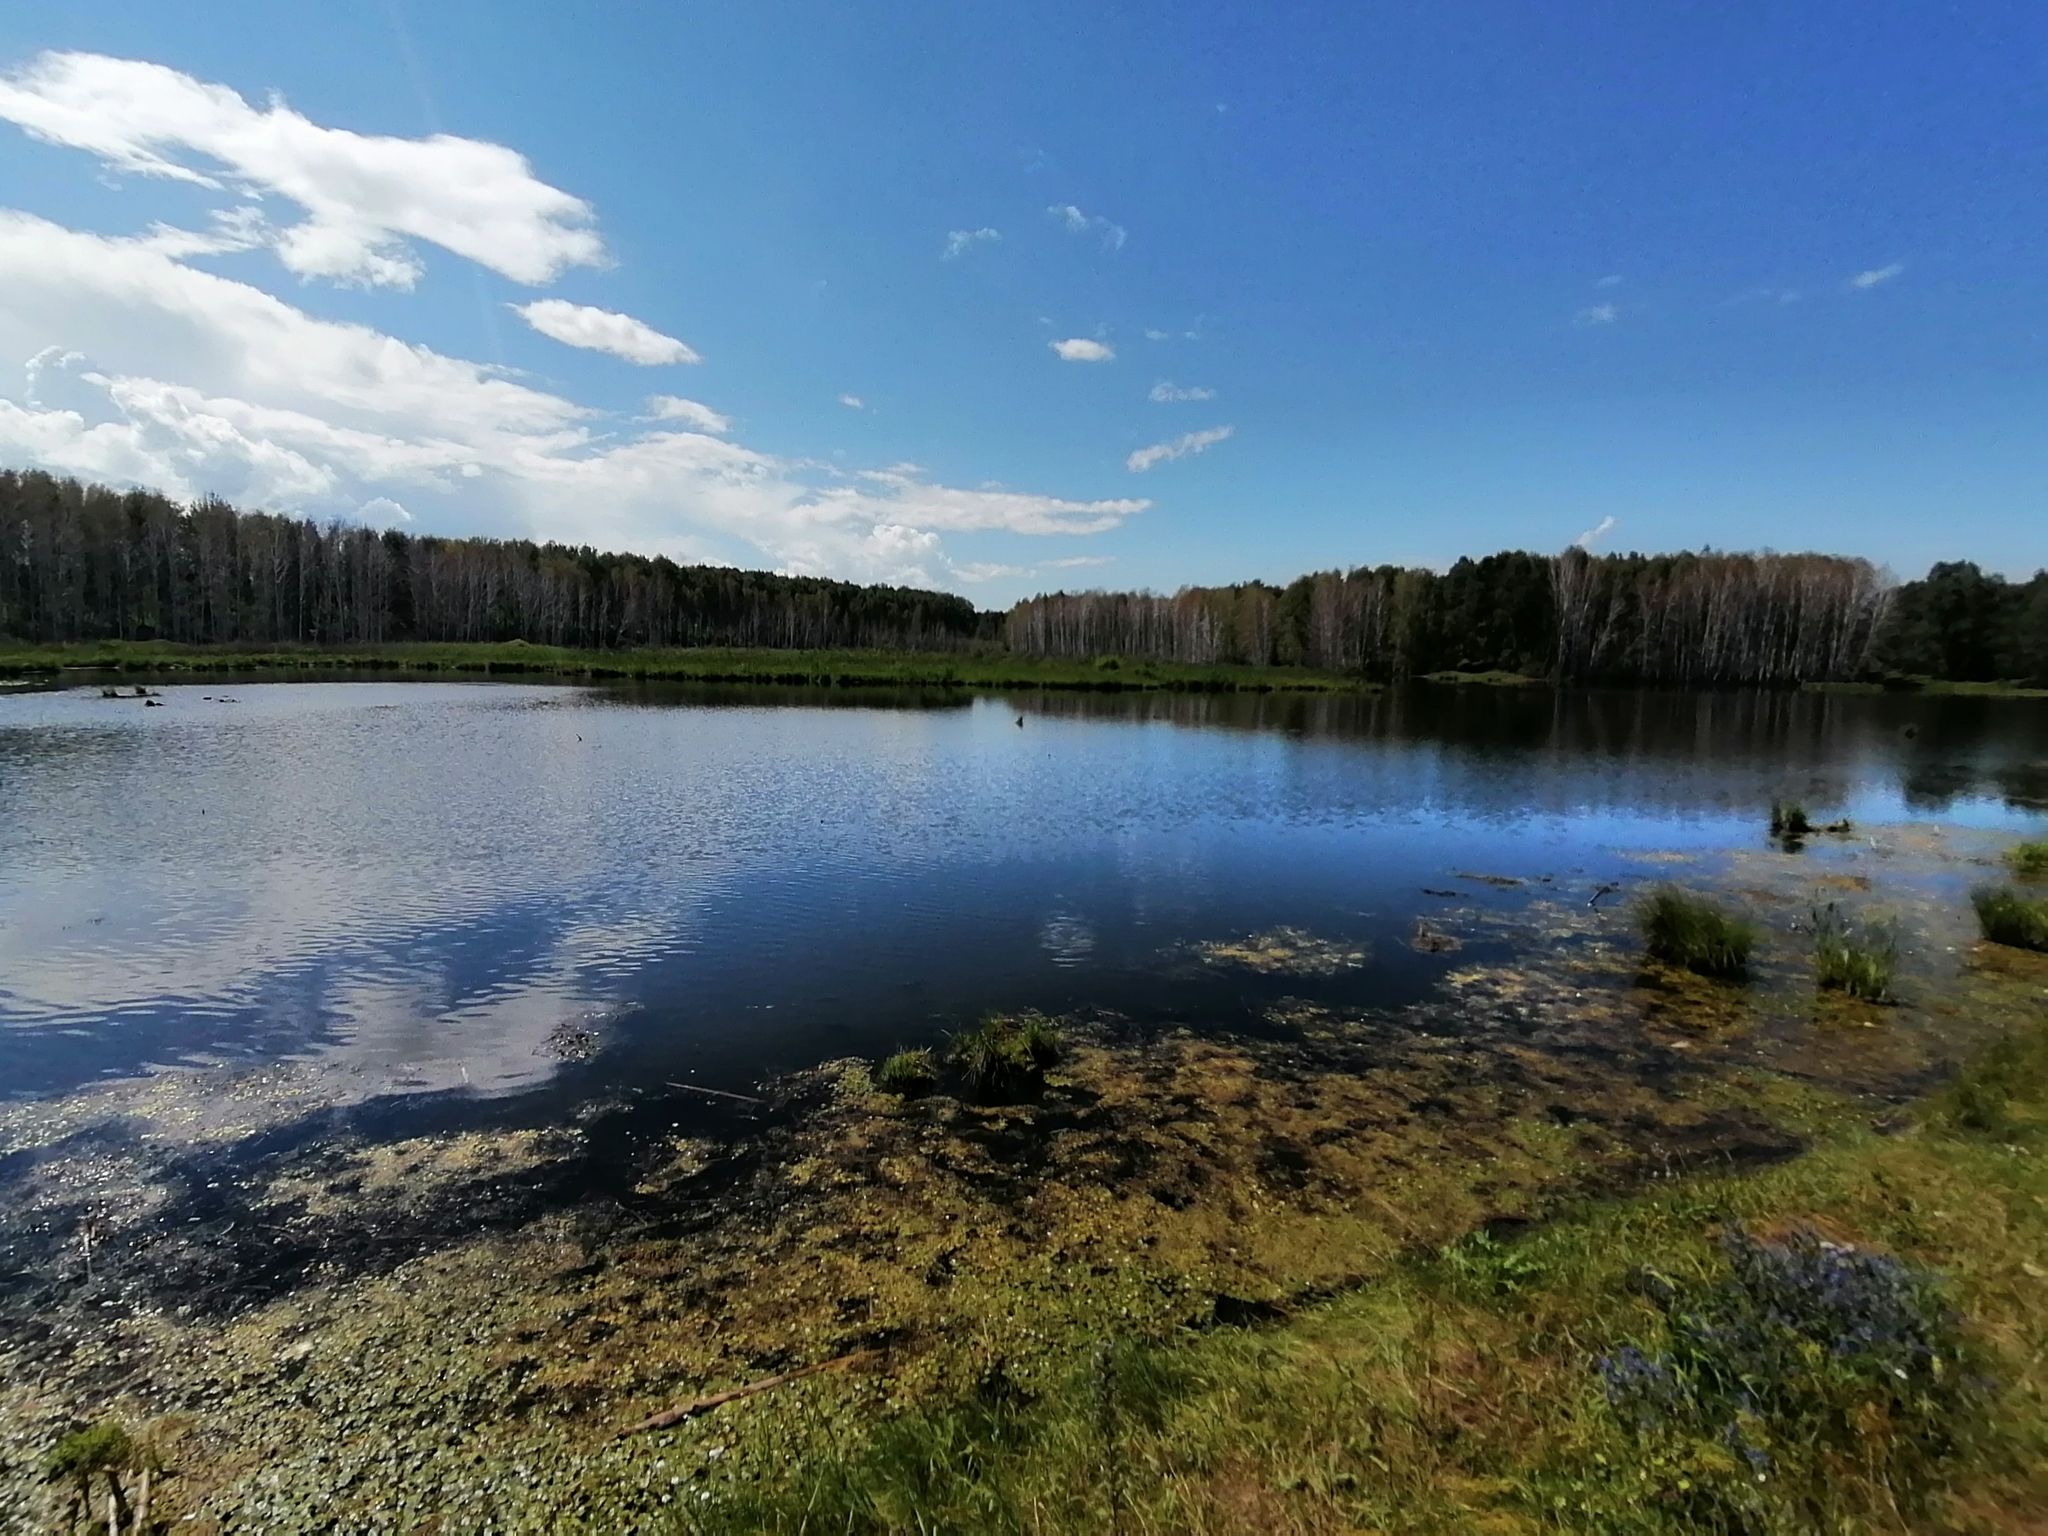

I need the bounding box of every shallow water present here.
[2,679,2043,1106]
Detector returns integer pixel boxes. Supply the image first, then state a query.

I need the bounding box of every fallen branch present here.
[624,1350,884,1434]
[664,1080,765,1105]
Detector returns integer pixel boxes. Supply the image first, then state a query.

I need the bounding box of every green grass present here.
[0,639,1373,694]
[672,1022,2048,1535]
[2005,840,2048,880]
[947,1014,1062,1099]
[1640,887,1757,978]
[1812,901,1899,1001]
[1973,885,2048,952]
[874,1048,938,1097]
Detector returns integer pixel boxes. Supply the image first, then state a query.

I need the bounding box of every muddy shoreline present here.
[2,826,2041,1529]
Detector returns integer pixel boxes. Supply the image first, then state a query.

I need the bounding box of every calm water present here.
[2,680,2044,1105]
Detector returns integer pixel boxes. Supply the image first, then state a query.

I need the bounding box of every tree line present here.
[0,470,988,652]
[4,468,2044,685]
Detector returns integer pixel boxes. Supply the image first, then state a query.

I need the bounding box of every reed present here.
[1639,887,1756,978]
[1812,901,1898,1002]
[948,1014,1061,1098]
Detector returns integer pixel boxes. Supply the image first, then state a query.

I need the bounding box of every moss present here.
[1640,887,1756,978]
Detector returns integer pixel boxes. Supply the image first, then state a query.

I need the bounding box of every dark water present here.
[2,680,2043,1105]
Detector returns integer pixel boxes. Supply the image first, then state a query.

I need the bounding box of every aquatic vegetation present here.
[1597,1226,1985,1524]
[947,1013,1059,1097]
[875,1047,937,1097]
[1769,798,1812,841]
[1639,887,1756,978]
[1195,926,1370,975]
[1973,885,2048,951]
[2005,838,2048,879]
[1811,900,1898,1001]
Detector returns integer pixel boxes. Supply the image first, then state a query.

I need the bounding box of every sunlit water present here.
[2,680,2043,1104]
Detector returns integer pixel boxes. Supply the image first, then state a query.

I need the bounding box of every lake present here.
[3,679,2043,1114]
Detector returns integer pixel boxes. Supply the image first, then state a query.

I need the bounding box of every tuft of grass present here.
[875,1048,937,1097]
[1640,887,1756,978]
[1812,901,1898,1001]
[1973,885,2048,952]
[2005,839,2048,880]
[1769,799,1812,841]
[948,1014,1060,1099]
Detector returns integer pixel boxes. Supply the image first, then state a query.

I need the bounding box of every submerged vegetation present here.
[1973,885,2048,952]
[1813,901,1900,1001]
[1640,887,1757,977]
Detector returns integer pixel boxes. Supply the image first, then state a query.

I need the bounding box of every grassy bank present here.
[0,639,1370,693]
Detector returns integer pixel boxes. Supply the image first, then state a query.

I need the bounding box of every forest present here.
[4,467,2045,685]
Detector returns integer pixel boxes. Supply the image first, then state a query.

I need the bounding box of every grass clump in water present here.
[1972,885,2048,952]
[1640,887,1756,978]
[948,1013,1061,1098]
[2004,839,2048,880]
[1812,901,1898,1001]
[1769,799,1812,843]
[875,1048,937,1097]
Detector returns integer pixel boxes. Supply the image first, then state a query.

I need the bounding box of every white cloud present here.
[1575,304,1619,325]
[1595,274,1622,288]
[1043,554,1114,569]
[512,299,698,365]
[1126,424,1233,473]
[0,51,603,288]
[838,393,864,409]
[1849,262,1904,290]
[1051,338,1114,363]
[1047,204,1126,250]
[1148,380,1215,402]
[1144,329,1169,342]
[1573,515,1617,551]
[0,211,1143,588]
[942,227,999,259]
[359,495,411,525]
[646,395,730,433]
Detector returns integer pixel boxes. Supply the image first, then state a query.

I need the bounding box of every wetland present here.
[3,679,2047,1530]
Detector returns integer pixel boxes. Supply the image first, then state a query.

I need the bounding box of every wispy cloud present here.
[1043,554,1115,569]
[838,394,864,409]
[1047,204,1126,250]
[0,50,601,287]
[512,300,699,365]
[646,395,730,433]
[1148,381,1215,403]
[942,227,999,260]
[1574,515,1617,551]
[1051,337,1114,363]
[1575,304,1619,326]
[1144,328,1169,341]
[1849,262,1904,290]
[1127,424,1233,473]
[1595,274,1623,288]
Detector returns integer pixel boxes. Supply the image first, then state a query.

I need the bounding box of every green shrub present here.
[1640,888,1756,978]
[1812,901,1898,1002]
[1973,885,2048,952]
[948,1014,1061,1099]
[2004,839,2048,880]
[875,1048,937,1097]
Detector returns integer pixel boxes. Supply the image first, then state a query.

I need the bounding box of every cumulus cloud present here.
[838,394,864,409]
[942,227,999,259]
[1148,380,1214,402]
[512,299,699,365]
[1047,204,1126,250]
[1126,424,1232,473]
[1850,262,1904,290]
[0,212,1143,588]
[1575,304,1619,325]
[0,50,603,287]
[359,495,411,525]
[646,395,730,433]
[1051,338,1114,363]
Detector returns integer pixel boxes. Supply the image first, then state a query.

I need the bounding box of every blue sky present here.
[0,1,2043,600]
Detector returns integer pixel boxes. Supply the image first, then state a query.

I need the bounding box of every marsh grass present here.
[1812,900,1899,1001]
[875,1048,937,1097]
[2005,839,2048,880]
[1769,799,1812,841]
[1640,887,1756,978]
[1973,885,2048,952]
[673,1021,2048,1535]
[948,1014,1061,1099]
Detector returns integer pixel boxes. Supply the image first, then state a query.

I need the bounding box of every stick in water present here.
[624,1350,884,1434]
[665,1080,765,1105]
